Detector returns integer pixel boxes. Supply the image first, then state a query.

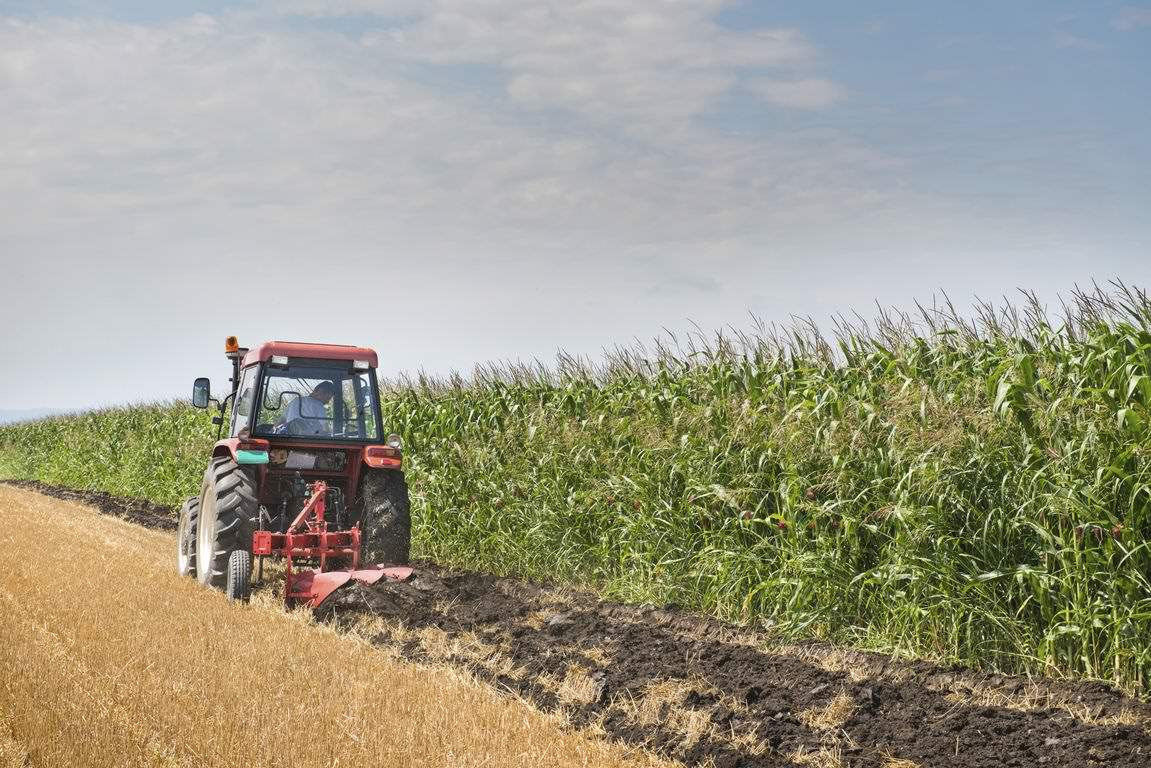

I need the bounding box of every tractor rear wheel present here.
[226,549,252,602]
[176,495,199,578]
[196,456,258,591]
[360,469,411,566]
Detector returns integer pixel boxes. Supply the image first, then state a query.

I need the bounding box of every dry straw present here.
[0,486,670,768]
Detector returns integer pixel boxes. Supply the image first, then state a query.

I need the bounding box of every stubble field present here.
[0,485,669,768]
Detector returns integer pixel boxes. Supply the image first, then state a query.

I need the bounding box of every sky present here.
[1,0,1149,411]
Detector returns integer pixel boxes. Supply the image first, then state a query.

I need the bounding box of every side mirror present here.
[192,377,211,409]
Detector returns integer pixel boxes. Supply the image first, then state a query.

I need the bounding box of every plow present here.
[177,336,414,607]
[252,479,413,607]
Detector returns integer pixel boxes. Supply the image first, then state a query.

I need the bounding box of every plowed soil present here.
[5,479,177,530]
[13,481,1150,768]
[322,566,1151,768]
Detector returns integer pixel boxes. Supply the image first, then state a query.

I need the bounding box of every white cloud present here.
[1114,6,1151,30]
[397,7,813,129]
[270,0,828,130]
[745,77,845,109]
[0,9,876,256]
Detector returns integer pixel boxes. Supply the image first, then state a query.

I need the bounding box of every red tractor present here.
[178,337,412,605]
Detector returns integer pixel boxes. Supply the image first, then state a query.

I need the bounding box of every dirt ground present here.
[13,481,1151,768]
[6,479,177,530]
[321,565,1151,768]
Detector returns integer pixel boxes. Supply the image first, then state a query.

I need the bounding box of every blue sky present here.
[0,1,1149,409]
[721,2,1151,238]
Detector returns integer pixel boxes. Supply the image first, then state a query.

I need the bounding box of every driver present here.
[278,381,336,436]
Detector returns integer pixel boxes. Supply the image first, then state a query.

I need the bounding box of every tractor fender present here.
[213,437,270,466]
[362,444,402,470]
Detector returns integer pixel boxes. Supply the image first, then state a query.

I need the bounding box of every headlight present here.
[386,433,403,450]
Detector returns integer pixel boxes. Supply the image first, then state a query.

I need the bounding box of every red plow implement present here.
[252,480,412,607]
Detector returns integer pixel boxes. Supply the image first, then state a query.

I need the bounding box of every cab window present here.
[253,362,380,441]
[230,366,258,437]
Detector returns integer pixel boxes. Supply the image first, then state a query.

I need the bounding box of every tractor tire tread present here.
[360,469,411,566]
[197,456,259,590]
[226,549,252,602]
[177,495,200,578]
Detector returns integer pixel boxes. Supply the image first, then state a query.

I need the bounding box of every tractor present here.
[177,337,412,605]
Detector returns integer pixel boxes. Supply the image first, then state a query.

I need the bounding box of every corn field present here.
[3,283,1150,694]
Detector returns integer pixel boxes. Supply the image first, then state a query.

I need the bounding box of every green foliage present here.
[3,284,1150,693]
[0,403,211,507]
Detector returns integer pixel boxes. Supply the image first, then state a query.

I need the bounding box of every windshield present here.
[252,362,380,441]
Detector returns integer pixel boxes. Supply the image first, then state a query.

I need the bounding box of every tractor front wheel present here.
[176,495,199,578]
[360,469,411,566]
[226,549,252,602]
[196,456,258,593]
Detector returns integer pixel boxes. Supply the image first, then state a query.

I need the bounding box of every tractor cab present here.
[230,341,383,442]
[183,337,411,606]
[196,338,386,440]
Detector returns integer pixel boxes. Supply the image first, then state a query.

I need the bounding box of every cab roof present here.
[242,341,378,368]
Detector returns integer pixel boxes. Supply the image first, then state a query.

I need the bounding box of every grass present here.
[0,485,671,768]
[2,283,1150,694]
